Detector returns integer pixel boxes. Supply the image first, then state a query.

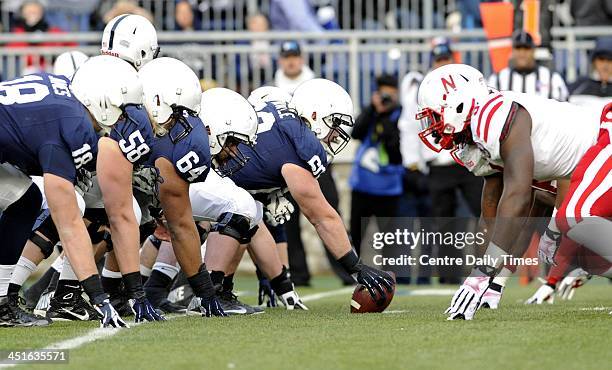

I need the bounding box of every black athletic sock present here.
[210,271,224,288]
[101,276,123,298]
[24,267,57,307]
[222,274,234,293]
[144,270,172,306]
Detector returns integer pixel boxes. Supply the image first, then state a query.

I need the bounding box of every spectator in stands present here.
[349,74,403,258]
[102,0,153,25]
[571,0,612,26]
[45,0,98,31]
[568,36,612,107]
[488,31,569,101]
[269,0,324,32]
[175,0,199,31]
[9,0,74,74]
[247,13,272,85]
[274,41,315,95]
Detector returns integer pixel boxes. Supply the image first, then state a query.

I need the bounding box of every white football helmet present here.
[71,55,142,131]
[416,63,490,154]
[291,78,354,155]
[200,88,258,176]
[139,57,202,142]
[247,86,292,106]
[101,14,159,70]
[53,51,89,80]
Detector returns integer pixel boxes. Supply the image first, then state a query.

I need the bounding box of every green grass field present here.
[2,276,611,370]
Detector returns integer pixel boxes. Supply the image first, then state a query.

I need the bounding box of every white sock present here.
[140,265,152,277]
[200,240,207,262]
[59,257,78,281]
[0,265,15,296]
[51,255,64,273]
[101,267,122,279]
[153,262,179,280]
[9,257,37,287]
[492,267,512,287]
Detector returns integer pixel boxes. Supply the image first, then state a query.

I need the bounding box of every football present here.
[350,271,396,313]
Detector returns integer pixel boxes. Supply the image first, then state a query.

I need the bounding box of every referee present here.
[488,31,569,101]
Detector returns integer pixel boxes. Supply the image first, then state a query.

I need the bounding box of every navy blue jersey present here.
[148,114,211,183]
[0,73,98,183]
[109,105,154,166]
[230,101,328,192]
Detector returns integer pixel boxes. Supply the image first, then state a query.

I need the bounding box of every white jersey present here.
[189,170,263,229]
[469,91,600,181]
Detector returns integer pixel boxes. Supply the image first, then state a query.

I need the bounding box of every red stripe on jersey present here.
[483,101,504,142]
[476,94,502,139]
[573,155,612,223]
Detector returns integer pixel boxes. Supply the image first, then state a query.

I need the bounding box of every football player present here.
[0,57,148,327]
[416,64,605,320]
[223,79,396,303]
[138,57,230,317]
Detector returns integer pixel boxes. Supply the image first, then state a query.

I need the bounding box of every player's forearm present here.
[491,188,532,251]
[311,212,352,259]
[55,218,98,279]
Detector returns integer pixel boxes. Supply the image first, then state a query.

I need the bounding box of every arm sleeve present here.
[38,144,76,183]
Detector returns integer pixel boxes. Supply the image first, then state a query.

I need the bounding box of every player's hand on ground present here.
[258,278,277,307]
[479,286,502,309]
[279,290,308,310]
[525,281,555,304]
[264,190,295,226]
[537,228,562,265]
[353,265,395,302]
[95,298,129,328]
[557,268,591,300]
[445,276,490,320]
[130,297,166,322]
[189,296,228,317]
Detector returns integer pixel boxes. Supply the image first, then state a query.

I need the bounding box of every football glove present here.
[132,166,163,208]
[94,298,129,328]
[75,168,94,196]
[352,265,395,303]
[279,290,308,310]
[479,285,503,309]
[129,297,166,323]
[538,227,562,266]
[264,190,295,227]
[445,276,490,320]
[525,281,555,305]
[258,278,277,307]
[557,268,591,300]
[188,296,228,317]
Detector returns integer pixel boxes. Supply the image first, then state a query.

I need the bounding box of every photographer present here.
[349,74,404,256]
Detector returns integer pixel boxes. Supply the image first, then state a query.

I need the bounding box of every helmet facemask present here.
[416,97,475,153]
[320,112,354,155]
[211,133,255,177]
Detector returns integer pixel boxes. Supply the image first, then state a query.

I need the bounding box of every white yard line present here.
[1,286,456,368]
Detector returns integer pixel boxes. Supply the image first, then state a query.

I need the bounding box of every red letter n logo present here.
[441,75,456,94]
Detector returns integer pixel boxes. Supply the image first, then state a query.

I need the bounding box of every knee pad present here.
[32,211,60,246]
[147,234,163,250]
[265,222,287,244]
[30,232,55,258]
[212,212,256,244]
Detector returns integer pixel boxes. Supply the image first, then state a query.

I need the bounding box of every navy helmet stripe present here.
[69,52,76,70]
[108,14,130,50]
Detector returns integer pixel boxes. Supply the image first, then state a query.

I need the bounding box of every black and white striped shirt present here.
[488,65,569,101]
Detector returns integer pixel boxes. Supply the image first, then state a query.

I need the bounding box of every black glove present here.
[258,278,277,307]
[130,297,166,322]
[338,250,394,302]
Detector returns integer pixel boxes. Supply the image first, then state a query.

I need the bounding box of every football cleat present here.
[217,290,263,315]
[33,289,54,317]
[157,299,187,314]
[0,294,51,327]
[186,296,227,317]
[279,291,308,310]
[46,290,99,322]
[110,293,134,317]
